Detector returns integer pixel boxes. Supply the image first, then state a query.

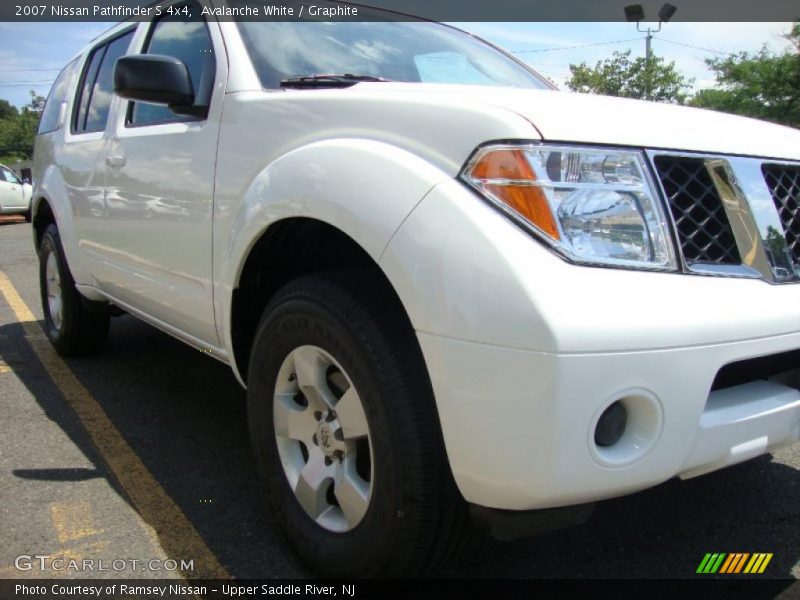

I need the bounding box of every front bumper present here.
[418,329,800,510]
[380,180,800,510]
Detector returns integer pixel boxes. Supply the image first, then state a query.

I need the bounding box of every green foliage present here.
[689,26,800,128]
[0,99,18,121]
[0,91,45,162]
[567,49,693,103]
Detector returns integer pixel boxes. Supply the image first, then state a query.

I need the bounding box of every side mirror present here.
[114,55,204,117]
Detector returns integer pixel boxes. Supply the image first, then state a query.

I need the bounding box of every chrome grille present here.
[652,156,740,265]
[762,164,800,263]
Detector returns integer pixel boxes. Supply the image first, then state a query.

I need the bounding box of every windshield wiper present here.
[280,74,392,89]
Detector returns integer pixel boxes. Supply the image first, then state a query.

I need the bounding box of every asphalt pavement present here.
[1,214,798,583]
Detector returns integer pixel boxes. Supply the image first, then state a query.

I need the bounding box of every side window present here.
[0,169,8,183]
[130,2,215,126]
[2,168,21,185]
[38,59,78,135]
[74,46,105,133]
[73,31,134,134]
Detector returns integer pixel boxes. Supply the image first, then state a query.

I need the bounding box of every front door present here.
[97,2,224,345]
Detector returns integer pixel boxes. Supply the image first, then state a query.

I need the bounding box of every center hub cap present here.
[319,424,334,450]
[316,417,345,457]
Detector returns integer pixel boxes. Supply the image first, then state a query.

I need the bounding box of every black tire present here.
[24,209,32,223]
[247,270,468,577]
[39,224,109,356]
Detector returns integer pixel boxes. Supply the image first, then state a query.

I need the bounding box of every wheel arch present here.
[229,217,419,384]
[32,196,56,251]
[30,163,91,284]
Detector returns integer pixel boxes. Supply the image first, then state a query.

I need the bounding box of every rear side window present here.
[73,31,134,134]
[130,2,215,126]
[74,46,105,133]
[38,59,78,134]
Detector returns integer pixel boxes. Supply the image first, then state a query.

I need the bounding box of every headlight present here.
[460,143,677,270]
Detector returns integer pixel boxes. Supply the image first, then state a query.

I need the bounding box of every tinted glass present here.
[82,31,134,133]
[233,6,549,90]
[74,45,105,133]
[38,59,78,134]
[131,3,215,126]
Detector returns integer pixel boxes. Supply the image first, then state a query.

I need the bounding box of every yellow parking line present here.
[0,270,229,580]
[50,501,104,544]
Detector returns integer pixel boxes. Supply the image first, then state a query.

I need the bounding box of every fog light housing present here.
[594,401,628,447]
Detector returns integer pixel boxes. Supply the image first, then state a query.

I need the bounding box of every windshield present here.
[234,11,550,90]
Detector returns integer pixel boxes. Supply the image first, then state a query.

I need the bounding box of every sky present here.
[459,22,795,89]
[0,20,795,108]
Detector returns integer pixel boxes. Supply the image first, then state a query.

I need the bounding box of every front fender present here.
[215,138,452,379]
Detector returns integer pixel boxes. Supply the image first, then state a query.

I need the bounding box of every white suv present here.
[32,1,800,576]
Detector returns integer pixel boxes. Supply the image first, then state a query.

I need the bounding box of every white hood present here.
[360,84,800,161]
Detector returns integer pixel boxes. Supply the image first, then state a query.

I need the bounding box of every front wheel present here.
[39,224,109,355]
[247,271,467,577]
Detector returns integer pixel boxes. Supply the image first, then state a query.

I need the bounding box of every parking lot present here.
[1,214,799,582]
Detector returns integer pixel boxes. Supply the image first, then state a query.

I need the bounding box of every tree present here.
[567,49,693,103]
[0,90,45,162]
[0,99,18,121]
[689,24,800,129]
[27,91,46,113]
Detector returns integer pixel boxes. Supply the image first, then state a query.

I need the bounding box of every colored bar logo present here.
[696,553,773,574]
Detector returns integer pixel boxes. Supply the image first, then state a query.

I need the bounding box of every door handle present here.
[106,155,126,168]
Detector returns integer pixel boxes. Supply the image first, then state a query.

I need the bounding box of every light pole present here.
[624,3,677,61]
[624,3,677,99]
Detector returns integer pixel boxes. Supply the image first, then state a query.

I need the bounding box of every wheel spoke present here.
[273,393,317,441]
[334,467,370,527]
[52,297,61,327]
[45,252,63,331]
[294,451,332,520]
[292,346,336,409]
[335,387,369,439]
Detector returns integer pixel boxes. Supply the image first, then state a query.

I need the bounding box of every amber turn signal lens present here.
[470,148,536,180]
[469,149,560,240]
[485,184,560,240]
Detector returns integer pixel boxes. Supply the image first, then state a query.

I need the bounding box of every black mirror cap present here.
[114,54,195,107]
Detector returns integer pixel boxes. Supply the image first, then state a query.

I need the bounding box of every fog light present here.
[594,401,627,447]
